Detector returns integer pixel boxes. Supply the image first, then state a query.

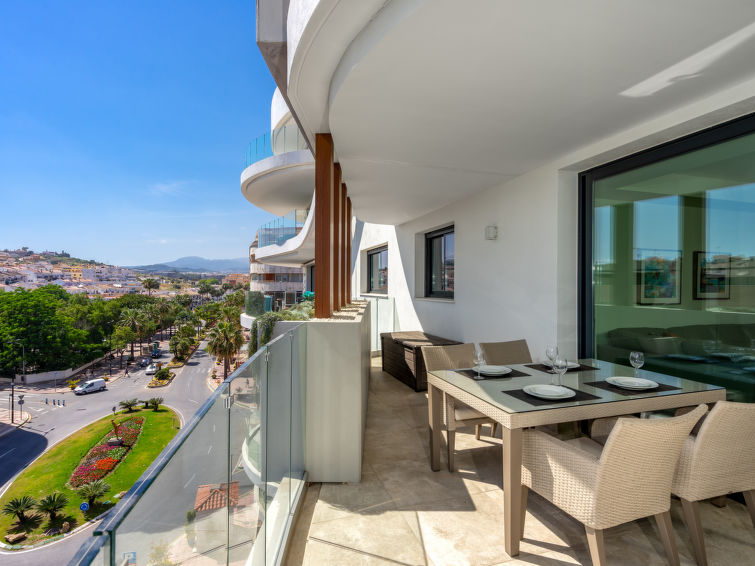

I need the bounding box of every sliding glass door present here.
[581,116,755,402]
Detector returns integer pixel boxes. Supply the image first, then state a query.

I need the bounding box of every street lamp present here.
[4,339,25,424]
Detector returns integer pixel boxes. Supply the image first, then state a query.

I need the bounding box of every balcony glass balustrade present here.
[68,324,307,566]
[257,209,309,248]
[244,123,309,169]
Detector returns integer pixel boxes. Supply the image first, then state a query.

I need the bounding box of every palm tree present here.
[148,397,163,411]
[119,398,139,413]
[37,493,68,521]
[219,305,241,327]
[77,480,110,507]
[206,321,243,378]
[119,308,141,359]
[2,496,37,522]
[142,278,160,296]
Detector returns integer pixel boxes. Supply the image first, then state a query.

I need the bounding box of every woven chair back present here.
[421,343,476,372]
[592,405,707,528]
[479,339,533,364]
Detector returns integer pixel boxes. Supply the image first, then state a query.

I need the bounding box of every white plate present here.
[523,384,576,400]
[476,365,512,376]
[542,360,580,369]
[606,376,659,390]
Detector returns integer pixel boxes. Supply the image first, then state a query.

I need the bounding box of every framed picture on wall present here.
[635,249,682,305]
[693,251,731,300]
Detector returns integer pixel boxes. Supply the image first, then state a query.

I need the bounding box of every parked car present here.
[74,378,107,395]
[139,357,150,367]
[145,364,158,375]
[151,349,161,358]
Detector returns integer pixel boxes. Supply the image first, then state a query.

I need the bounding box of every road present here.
[0,342,216,566]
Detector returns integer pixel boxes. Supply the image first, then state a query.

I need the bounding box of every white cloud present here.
[148,180,192,196]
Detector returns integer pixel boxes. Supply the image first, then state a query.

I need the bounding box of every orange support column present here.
[315,134,334,318]
[341,183,348,304]
[346,196,352,302]
[333,163,342,310]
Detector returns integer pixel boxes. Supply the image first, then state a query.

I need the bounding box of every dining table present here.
[426,359,726,557]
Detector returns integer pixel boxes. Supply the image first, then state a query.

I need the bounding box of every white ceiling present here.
[324,0,755,224]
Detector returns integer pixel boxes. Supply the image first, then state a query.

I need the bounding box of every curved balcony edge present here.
[240,150,314,216]
[254,202,315,267]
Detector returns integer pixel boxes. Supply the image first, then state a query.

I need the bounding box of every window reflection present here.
[592,132,755,402]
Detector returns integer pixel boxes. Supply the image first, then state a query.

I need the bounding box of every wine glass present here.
[545,345,559,368]
[473,348,486,381]
[629,351,644,377]
[552,356,568,386]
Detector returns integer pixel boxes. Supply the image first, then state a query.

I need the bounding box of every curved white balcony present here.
[240,123,313,216]
[253,201,315,267]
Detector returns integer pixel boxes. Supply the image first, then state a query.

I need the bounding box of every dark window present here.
[367,246,388,293]
[307,265,315,292]
[425,226,454,298]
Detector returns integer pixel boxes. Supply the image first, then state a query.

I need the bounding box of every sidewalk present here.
[0,406,30,438]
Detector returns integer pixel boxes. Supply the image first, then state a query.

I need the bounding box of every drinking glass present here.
[552,356,568,386]
[473,349,485,381]
[629,351,644,376]
[545,345,559,367]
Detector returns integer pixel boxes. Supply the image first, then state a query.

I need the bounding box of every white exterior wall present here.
[353,167,570,360]
[351,78,755,362]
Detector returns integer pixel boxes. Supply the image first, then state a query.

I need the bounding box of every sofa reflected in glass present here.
[597,323,755,402]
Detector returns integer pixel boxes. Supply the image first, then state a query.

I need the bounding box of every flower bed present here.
[69,416,144,487]
[148,370,175,388]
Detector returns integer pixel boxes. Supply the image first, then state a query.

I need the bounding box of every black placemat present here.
[457,368,530,380]
[502,387,601,406]
[525,363,600,374]
[584,380,681,397]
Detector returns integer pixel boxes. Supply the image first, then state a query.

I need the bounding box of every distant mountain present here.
[132,256,248,274]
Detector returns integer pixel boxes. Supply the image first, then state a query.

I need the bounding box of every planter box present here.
[380,331,461,391]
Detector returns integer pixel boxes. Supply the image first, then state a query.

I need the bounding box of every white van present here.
[74,378,107,395]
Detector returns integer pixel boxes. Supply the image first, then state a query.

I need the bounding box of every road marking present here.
[183,473,196,489]
[188,398,199,404]
[0,448,16,459]
[207,445,213,455]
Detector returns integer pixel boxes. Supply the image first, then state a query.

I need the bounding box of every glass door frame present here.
[577,112,755,358]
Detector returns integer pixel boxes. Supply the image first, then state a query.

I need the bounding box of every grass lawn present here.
[0,406,180,547]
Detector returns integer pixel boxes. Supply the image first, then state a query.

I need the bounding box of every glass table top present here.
[429,359,724,414]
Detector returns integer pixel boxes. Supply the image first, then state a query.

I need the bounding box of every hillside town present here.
[0,248,250,299]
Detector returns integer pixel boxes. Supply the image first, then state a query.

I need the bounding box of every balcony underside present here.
[290,0,755,225]
[241,150,314,215]
[284,359,755,565]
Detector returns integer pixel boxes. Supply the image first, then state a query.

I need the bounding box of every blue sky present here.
[0,1,277,265]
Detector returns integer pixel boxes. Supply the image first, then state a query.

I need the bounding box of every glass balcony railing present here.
[244,123,309,168]
[257,209,309,248]
[68,324,307,566]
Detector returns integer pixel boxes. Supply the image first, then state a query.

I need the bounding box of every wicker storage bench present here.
[380,331,461,391]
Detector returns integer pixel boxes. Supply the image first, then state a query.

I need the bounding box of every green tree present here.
[119,308,141,359]
[142,278,160,296]
[197,280,213,300]
[148,397,163,411]
[77,480,110,507]
[173,294,193,308]
[2,495,37,522]
[37,493,68,521]
[245,291,264,316]
[119,398,139,413]
[206,321,243,378]
[112,326,136,368]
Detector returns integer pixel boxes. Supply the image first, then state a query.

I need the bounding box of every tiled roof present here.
[193,482,240,513]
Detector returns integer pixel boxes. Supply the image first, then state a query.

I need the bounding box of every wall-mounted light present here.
[484,225,498,240]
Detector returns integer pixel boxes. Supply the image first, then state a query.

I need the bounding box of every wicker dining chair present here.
[521,405,707,566]
[421,343,497,472]
[668,401,755,566]
[479,339,532,365]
